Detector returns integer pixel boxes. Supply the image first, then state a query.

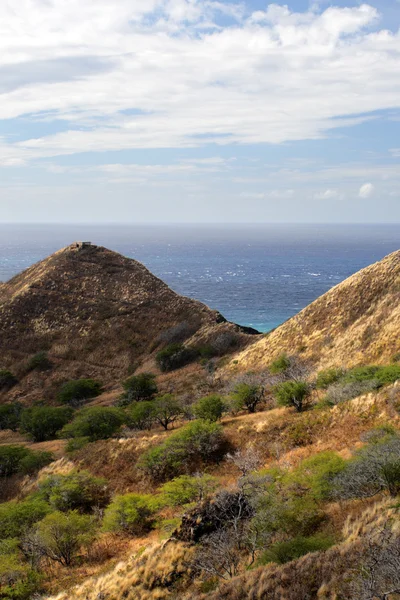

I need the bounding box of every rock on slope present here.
[0,242,257,401]
[228,249,400,372]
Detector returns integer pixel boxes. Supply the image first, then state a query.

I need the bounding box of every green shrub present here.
[121,372,158,405]
[285,451,347,501]
[35,511,96,566]
[0,445,53,477]
[156,344,197,372]
[376,365,400,385]
[259,534,334,565]
[57,378,102,406]
[0,402,23,431]
[65,436,90,453]
[127,401,156,430]
[0,369,18,390]
[342,366,381,383]
[20,406,73,442]
[0,445,31,477]
[26,351,52,372]
[193,395,225,422]
[19,450,53,475]
[0,499,50,538]
[316,368,345,389]
[60,407,125,441]
[103,493,158,534]
[160,474,218,506]
[273,381,311,412]
[152,394,183,430]
[139,420,225,482]
[269,353,290,374]
[231,382,264,413]
[38,470,110,513]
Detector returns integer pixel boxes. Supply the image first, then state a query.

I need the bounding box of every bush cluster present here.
[156,343,197,372]
[57,378,102,406]
[20,406,73,442]
[139,420,225,481]
[61,406,125,441]
[0,445,53,477]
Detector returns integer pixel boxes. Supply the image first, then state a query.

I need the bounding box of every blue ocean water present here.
[0,224,399,332]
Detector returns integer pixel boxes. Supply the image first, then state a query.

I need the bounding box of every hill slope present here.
[0,242,257,402]
[228,250,400,372]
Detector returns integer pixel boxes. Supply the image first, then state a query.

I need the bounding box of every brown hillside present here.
[0,242,258,403]
[228,249,400,373]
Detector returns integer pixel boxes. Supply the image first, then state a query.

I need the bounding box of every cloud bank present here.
[0,1,399,163]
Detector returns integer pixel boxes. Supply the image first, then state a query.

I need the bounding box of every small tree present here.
[122,372,157,404]
[103,494,157,535]
[232,383,264,413]
[226,447,263,476]
[269,353,290,375]
[152,394,183,430]
[34,511,96,567]
[57,379,102,406]
[60,407,125,442]
[127,401,156,430]
[0,445,31,477]
[139,420,225,482]
[0,369,17,390]
[20,406,73,442]
[332,437,400,499]
[315,368,345,389]
[27,351,52,372]
[0,498,50,539]
[38,470,110,513]
[193,395,225,422]
[0,402,23,431]
[0,445,53,477]
[161,473,219,506]
[156,344,197,372]
[273,381,311,412]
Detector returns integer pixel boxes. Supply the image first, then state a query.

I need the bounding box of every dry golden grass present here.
[226,249,400,374]
[44,541,194,600]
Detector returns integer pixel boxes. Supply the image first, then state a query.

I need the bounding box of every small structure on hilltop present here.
[71,241,92,250]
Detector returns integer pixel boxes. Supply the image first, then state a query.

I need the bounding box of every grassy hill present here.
[1,247,400,600]
[227,249,400,374]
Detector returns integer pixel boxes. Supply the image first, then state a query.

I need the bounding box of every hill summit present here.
[229,249,400,372]
[0,242,257,402]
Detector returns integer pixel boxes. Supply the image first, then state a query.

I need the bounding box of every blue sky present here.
[0,0,399,223]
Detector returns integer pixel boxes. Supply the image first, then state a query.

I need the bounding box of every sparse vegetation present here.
[316,367,345,389]
[258,533,334,565]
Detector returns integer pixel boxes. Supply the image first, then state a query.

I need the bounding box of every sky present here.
[0,0,399,223]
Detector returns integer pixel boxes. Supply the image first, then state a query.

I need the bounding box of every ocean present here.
[0,223,399,333]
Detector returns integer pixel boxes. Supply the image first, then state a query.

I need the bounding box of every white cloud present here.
[390,148,400,157]
[314,189,342,200]
[0,2,396,162]
[359,182,375,198]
